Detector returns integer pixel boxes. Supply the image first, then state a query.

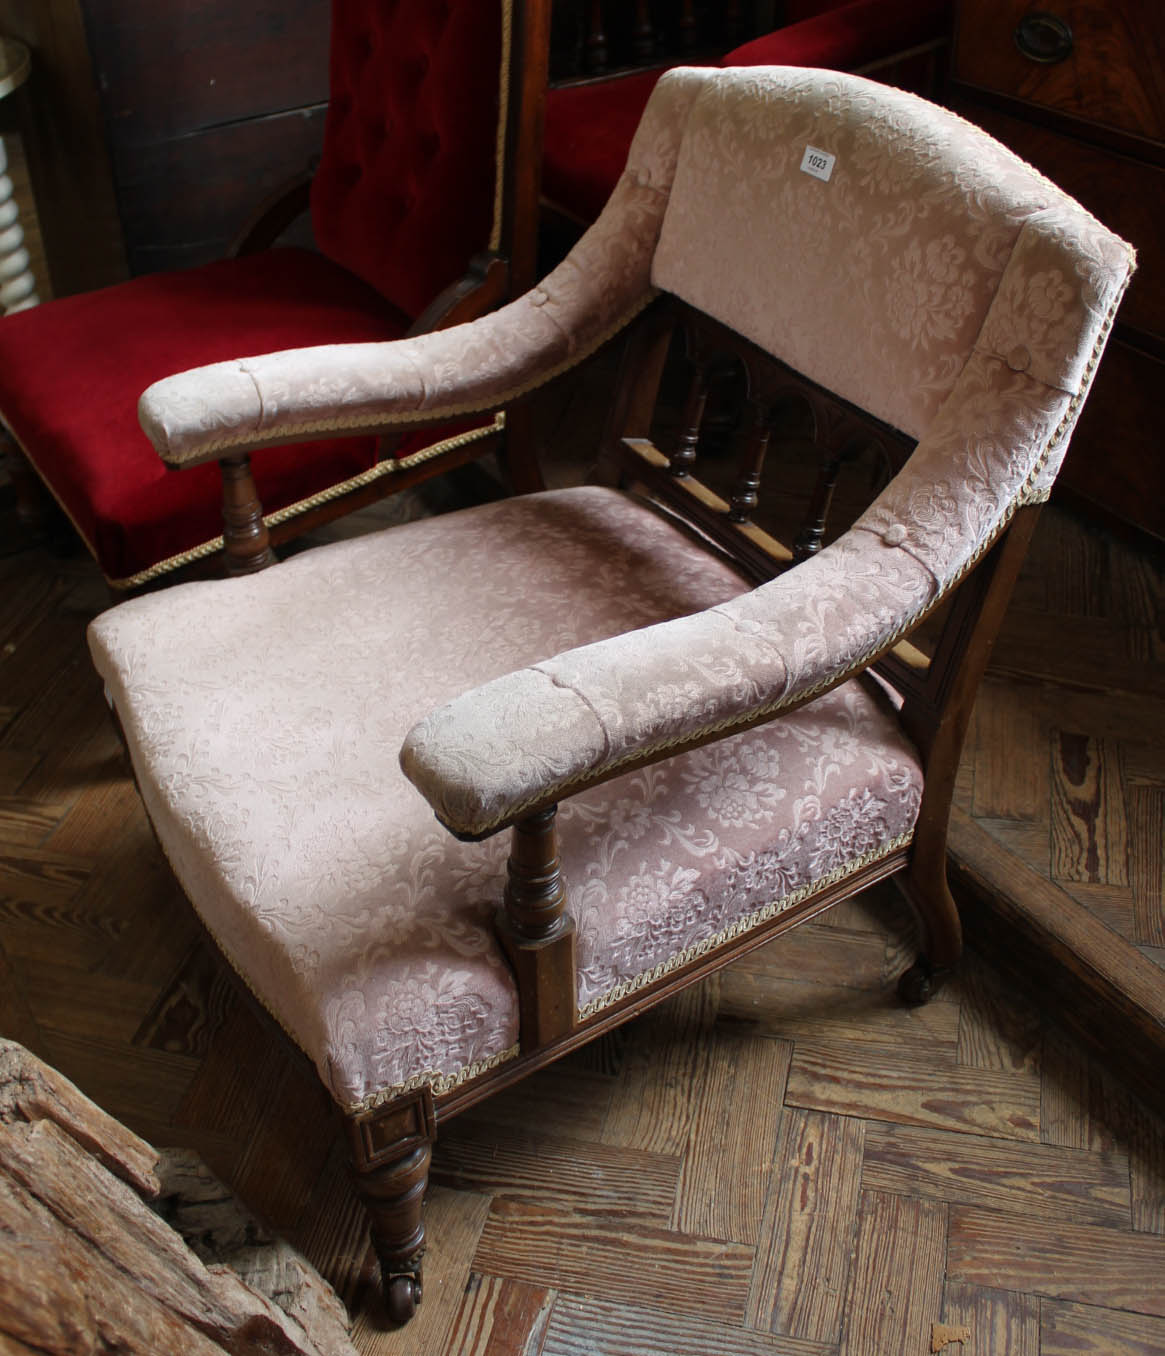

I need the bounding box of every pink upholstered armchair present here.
[88,67,1132,1323]
[0,0,549,590]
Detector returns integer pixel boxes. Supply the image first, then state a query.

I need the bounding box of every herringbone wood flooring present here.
[1,485,1162,1355]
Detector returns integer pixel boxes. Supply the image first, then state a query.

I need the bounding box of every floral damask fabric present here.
[400,70,1131,839]
[401,525,935,836]
[90,487,921,1112]
[650,68,1132,444]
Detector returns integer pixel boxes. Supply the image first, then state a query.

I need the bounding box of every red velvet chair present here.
[0,0,550,590]
[542,0,952,227]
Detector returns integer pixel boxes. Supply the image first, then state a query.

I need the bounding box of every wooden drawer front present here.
[964,105,1165,342]
[1059,340,1165,540]
[953,0,1165,143]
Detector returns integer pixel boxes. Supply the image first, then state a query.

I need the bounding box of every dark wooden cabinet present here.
[0,0,330,291]
[948,0,1165,542]
[80,0,331,277]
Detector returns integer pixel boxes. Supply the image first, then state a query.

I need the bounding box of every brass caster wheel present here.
[385,1273,422,1325]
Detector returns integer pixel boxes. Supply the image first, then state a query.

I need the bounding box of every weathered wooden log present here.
[155,1149,356,1356]
[0,1036,159,1197]
[0,1167,228,1356]
[0,1041,357,1356]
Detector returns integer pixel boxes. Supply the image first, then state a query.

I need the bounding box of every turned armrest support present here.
[219,454,276,576]
[497,807,577,1048]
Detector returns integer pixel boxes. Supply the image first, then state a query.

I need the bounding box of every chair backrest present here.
[641,68,1132,581]
[311,0,544,322]
[653,68,1126,439]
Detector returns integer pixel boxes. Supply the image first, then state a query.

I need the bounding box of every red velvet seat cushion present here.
[0,248,419,585]
[542,0,951,224]
[726,0,949,72]
[543,69,672,225]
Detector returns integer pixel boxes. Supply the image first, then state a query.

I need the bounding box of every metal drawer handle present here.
[1014,11,1074,63]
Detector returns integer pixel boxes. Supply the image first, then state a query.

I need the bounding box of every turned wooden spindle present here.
[504,807,568,939]
[670,362,709,477]
[792,451,844,561]
[792,433,870,562]
[219,454,276,576]
[728,401,771,524]
[497,806,577,1047]
[726,0,744,42]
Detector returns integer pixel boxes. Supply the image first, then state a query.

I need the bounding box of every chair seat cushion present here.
[0,248,450,586]
[88,487,923,1114]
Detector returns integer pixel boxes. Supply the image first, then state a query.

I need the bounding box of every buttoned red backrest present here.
[311,0,506,322]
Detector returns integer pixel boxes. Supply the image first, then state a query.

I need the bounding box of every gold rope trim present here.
[436,278,1131,840]
[489,0,514,254]
[345,1043,521,1117]
[111,416,506,590]
[131,719,907,1116]
[578,831,914,1019]
[357,830,914,1107]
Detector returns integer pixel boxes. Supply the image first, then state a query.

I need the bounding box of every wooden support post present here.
[219,453,276,576]
[585,0,608,73]
[1,424,53,534]
[679,0,698,51]
[496,806,577,1049]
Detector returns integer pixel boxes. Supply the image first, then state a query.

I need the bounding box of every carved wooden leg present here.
[1,424,76,553]
[345,1090,435,1326]
[894,837,962,1005]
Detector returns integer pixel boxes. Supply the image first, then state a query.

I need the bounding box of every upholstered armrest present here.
[401,521,941,840]
[401,293,1124,841]
[139,262,643,468]
[139,67,719,469]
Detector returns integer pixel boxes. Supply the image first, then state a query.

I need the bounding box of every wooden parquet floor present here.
[960,507,1164,976]
[1,489,1163,1356]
